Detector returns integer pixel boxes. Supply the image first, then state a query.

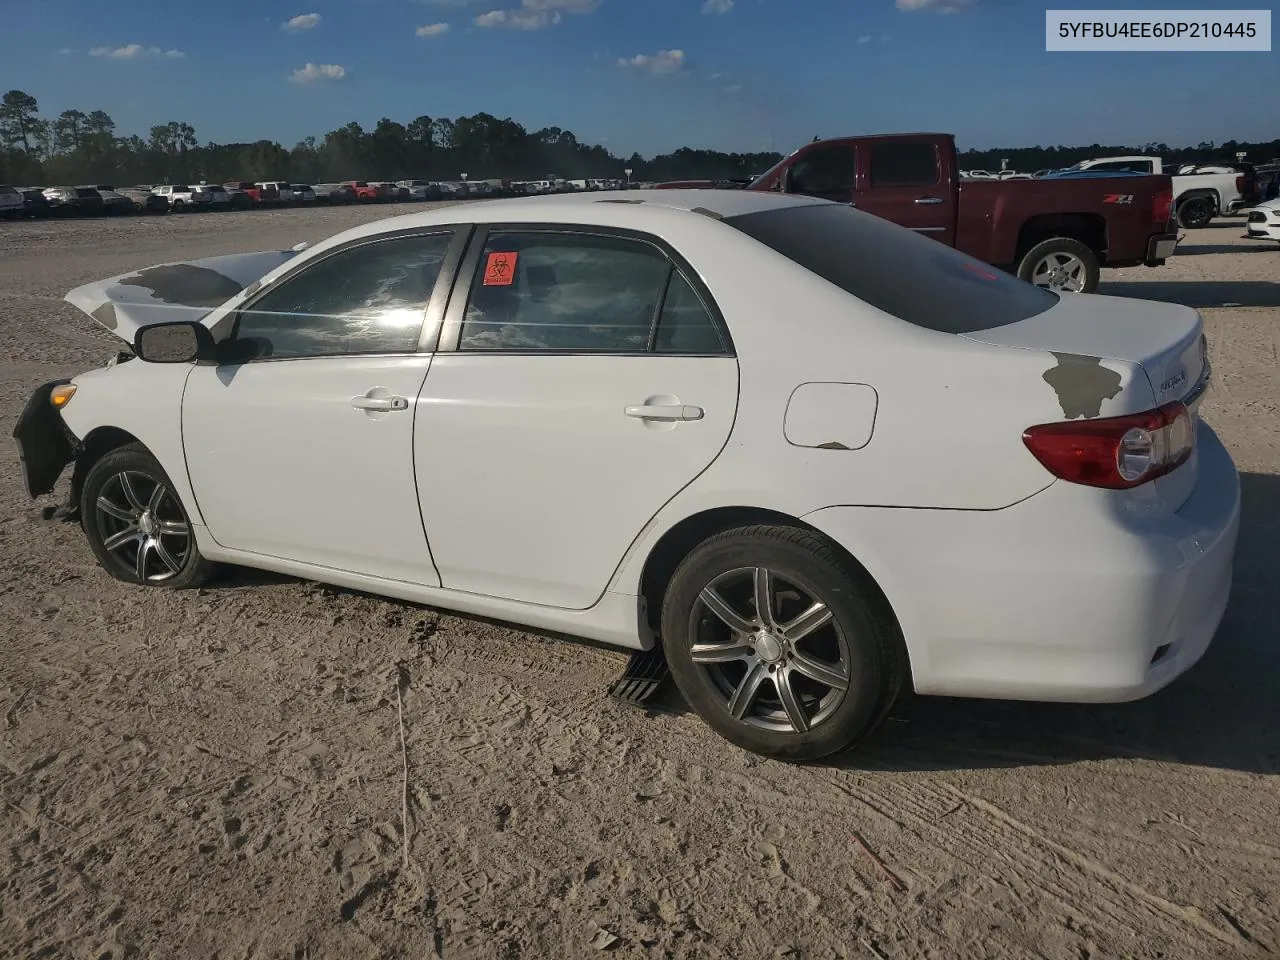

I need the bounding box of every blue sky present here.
[3,0,1277,157]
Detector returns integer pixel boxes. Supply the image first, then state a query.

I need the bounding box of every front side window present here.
[458,232,673,353]
[787,143,856,200]
[233,232,453,360]
[869,141,940,187]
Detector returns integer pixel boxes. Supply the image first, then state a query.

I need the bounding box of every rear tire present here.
[1178,196,1215,229]
[660,524,903,761]
[80,443,216,589]
[1016,237,1100,294]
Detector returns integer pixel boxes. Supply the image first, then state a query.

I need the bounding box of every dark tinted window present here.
[655,270,724,354]
[869,141,940,187]
[234,232,453,360]
[726,204,1057,333]
[458,232,670,353]
[75,188,100,198]
[787,143,855,200]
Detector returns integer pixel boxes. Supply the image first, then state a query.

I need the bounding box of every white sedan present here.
[12,190,1240,760]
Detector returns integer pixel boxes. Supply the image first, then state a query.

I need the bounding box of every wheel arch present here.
[70,426,144,509]
[1014,213,1107,263]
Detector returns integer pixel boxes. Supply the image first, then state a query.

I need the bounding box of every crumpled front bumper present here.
[11,379,79,499]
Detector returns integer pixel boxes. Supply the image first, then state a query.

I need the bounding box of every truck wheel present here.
[1177,197,1214,229]
[1017,237,1099,294]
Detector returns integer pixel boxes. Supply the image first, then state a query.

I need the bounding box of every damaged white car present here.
[1245,198,1280,243]
[12,191,1240,760]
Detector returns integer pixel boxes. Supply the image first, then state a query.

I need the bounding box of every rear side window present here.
[75,188,99,198]
[869,141,940,187]
[725,204,1057,334]
[458,232,670,352]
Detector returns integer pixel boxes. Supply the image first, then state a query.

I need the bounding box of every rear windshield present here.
[723,203,1058,333]
[0,186,17,195]
[75,188,99,198]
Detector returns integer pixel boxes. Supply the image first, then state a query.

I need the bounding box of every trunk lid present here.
[962,292,1208,509]
[64,249,302,344]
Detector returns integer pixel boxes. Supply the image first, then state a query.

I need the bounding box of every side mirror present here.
[133,320,216,364]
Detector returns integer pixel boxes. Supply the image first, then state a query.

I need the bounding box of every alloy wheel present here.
[1030,251,1088,293]
[688,566,852,734]
[93,470,193,582]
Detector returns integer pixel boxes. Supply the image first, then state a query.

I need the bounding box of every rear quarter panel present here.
[957,175,1172,266]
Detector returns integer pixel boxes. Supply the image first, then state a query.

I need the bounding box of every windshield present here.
[724,203,1058,334]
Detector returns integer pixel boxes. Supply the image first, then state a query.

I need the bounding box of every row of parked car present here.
[0,176,632,220]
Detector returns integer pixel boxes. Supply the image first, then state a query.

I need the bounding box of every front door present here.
[854,137,957,244]
[415,227,740,610]
[181,229,461,585]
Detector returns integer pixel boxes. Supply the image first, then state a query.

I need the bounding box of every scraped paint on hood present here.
[64,249,302,343]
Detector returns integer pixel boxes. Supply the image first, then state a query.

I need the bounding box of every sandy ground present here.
[1,206,1277,960]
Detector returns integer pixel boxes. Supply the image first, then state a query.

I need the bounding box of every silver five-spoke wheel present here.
[690,566,852,734]
[1029,251,1088,293]
[93,469,193,582]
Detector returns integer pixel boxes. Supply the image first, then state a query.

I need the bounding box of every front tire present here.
[80,443,215,589]
[661,525,903,761]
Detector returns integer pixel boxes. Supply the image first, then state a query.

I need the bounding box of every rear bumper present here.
[804,421,1240,703]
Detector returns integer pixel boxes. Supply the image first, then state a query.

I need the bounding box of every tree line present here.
[2,88,1277,189]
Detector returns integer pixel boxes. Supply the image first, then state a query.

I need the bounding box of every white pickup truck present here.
[1062,156,1260,228]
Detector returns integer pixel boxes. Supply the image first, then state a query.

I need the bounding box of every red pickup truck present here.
[656,133,1178,294]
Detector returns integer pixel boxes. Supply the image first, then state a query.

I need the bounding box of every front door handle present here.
[915,196,945,205]
[351,395,409,412]
[625,403,704,422]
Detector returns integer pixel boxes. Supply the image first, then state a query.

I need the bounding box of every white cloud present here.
[89,44,186,60]
[857,34,872,43]
[722,83,743,93]
[618,49,686,75]
[415,22,451,36]
[896,0,977,11]
[475,8,560,28]
[289,62,347,83]
[282,12,322,31]
[702,0,734,13]
[474,0,597,30]
[57,48,72,55]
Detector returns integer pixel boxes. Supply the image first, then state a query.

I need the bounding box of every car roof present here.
[289,189,834,263]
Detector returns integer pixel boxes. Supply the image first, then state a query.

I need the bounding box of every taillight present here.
[1236,175,1246,194]
[1023,402,1194,489]
[1152,185,1173,224]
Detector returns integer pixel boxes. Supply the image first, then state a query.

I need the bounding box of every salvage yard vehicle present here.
[43,185,105,216]
[12,190,1240,760]
[660,133,1179,295]
[1063,155,1260,228]
[151,184,210,212]
[1245,197,1280,242]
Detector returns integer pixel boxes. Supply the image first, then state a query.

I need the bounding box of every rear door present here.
[855,137,957,245]
[414,225,740,610]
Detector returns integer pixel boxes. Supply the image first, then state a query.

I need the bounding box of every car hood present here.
[64,249,301,344]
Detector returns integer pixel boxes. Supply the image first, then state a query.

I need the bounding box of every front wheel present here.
[661,525,903,761]
[80,443,216,588]
[1017,237,1100,294]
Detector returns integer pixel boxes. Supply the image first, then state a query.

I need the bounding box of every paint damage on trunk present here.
[1042,352,1124,419]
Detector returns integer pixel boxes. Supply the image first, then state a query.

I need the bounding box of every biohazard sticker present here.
[483,252,518,286]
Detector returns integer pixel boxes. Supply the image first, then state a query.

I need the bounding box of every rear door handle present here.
[915,196,945,205]
[351,395,409,411]
[625,404,704,422]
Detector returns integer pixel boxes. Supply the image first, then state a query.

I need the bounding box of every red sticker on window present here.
[483,252,518,286]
